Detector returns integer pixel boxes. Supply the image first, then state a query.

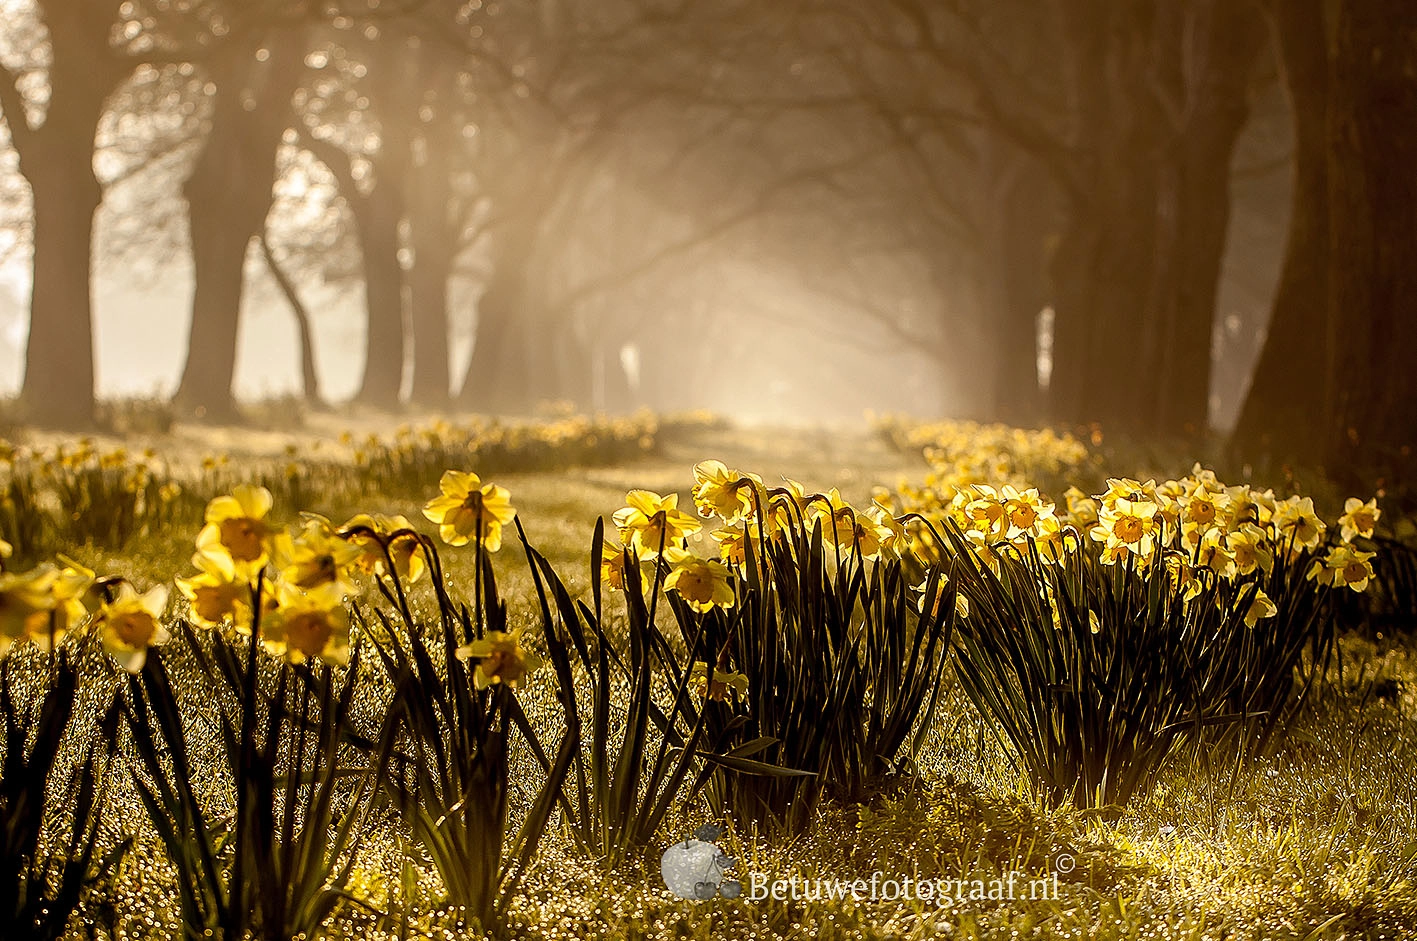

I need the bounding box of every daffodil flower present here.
[422,470,516,550]
[456,629,543,689]
[98,583,170,674]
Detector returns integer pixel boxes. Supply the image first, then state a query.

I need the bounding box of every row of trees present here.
[0,0,1413,476]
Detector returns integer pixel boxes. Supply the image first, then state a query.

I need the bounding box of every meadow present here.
[1,410,1415,941]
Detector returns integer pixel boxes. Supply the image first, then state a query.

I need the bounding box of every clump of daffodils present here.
[879,416,1092,518]
[0,553,174,674]
[599,460,922,614]
[883,456,1386,626]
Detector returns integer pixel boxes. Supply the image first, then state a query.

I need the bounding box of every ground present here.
[6,416,1416,940]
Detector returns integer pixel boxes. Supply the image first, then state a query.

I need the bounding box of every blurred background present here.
[0,0,1412,475]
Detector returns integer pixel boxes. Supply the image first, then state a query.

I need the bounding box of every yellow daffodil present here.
[196,484,275,571]
[1091,497,1159,565]
[39,557,98,650]
[1197,526,1238,580]
[1273,496,1326,551]
[1180,487,1229,530]
[98,583,170,674]
[1225,523,1275,577]
[1031,514,1077,565]
[1307,544,1376,592]
[1001,486,1055,540]
[422,470,516,550]
[176,551,252,628]
[599,538,630,591]
[1338,497,1380,543]
[663,547,736,612]
[709,522,753,570]
[272,519,363,596]
[912,576,969,619]
[456,629,544,690]
[868,505,908,559]
[612,489,701,558]
[262,582,350,665]
[1242,587,1278,627]
[1063,486,1101,529]
[0,565,59,658]
[341,513,427,584]
[690,660,749,701]
[692,460,761,524]
[963,485,1008,540]
[808,489,885,559]
[1165,554,1205,603]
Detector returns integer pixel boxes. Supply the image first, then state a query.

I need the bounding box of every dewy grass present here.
[0,420,1413,939]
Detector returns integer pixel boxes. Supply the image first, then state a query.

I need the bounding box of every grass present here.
[6,417,1417,940]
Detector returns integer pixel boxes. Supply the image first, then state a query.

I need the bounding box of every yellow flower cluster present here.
[0,553,174,674]
[887,459,1382,624]
[173,484,451,668]
[876,415,1092,511]
[601,460,919,613]
[346,412,660,474]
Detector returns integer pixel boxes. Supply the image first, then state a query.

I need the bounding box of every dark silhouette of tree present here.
[0,2,129,427]
[173,27,310,421]
[1235,0,1417,482]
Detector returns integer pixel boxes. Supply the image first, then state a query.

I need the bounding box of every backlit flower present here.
[0,565,59,658]
[341,514,427,584]
[1306,544,1376,592]
[710,523,752,569]
[692,460,761,524]
[1242,587,1277,627]
[963,485,1008,540]
[690,660,749,701]
[197,484,275,571]
[663,547,736,612]
[273,519,362,596]
[422,470,517,550]
[98,583,170,673]
[262,582,350,665]
[1091,497,1159,565]
[1273,496,1325,550]
[1002,486,1055,540]
[599,538,630,591]
[176,551,252,628]
[612,489,701,558]
[1338,498,1380,543]
[1225,524,1274,577]
[36,557,97,650]
[456,629,544,690]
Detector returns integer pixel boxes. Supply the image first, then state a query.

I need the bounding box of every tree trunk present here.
[7,3,126,428]
[1147,1,1265,436]
[457,212,545,413]
[980,141,1054,425]
[405,129,459,410]
[301,135,408,409]
[1322,0,1417,479]
[20,154,102,428]
[1045,2,1164,433]
[1048,180,1160,433]
[173,31,307,421]
[1043,1,1261,438]
[1230,1,1330,466]
[353,176,406,407]
[258,235,323,407]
